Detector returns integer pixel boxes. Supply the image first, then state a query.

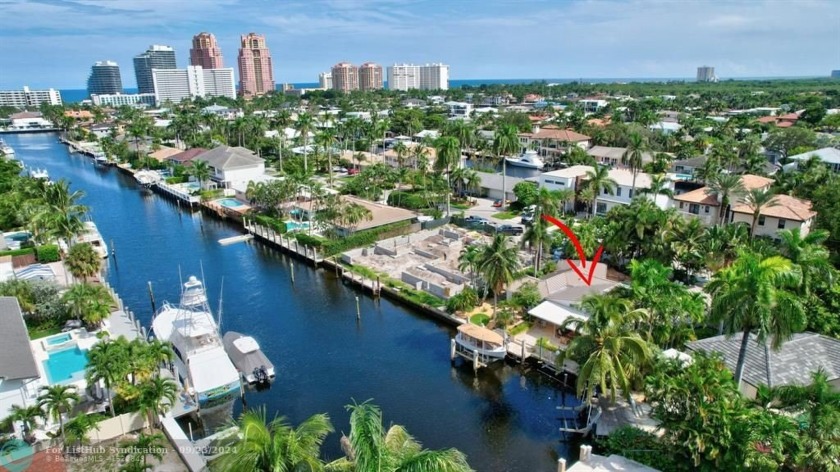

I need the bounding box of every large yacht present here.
[0,139,14,157]
[505,150,545,169]
[77,221,109,258]
[151,276,241,411]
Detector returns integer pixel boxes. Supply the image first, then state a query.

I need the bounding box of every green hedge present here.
[293,233,325,248]
[293,220,413,256]
[165,176,187,184]
[0,247,35,258]
[251,213,287,234]
[387,191,441,210]
[35,244,60,263]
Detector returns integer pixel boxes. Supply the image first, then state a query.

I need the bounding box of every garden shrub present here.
[35,244,60,263]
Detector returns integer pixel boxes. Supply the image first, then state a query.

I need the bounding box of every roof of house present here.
[541,165,594,179]
[740,174,774,190]
[65,110,93,119]
[686,332,840,388]
[147,146,182,161]
[731,193,816,221]
[607,168,653,188]
[568,453,660,472]
[673,187,719,206]
[671,156,707,169]
[10,111,43,120]
[337,195,417,232]
[788,147,840,165]
[587,146,655,163]
[168,148,208,163]
[194,146,264,170]
[0,297,40,381]
[521,127,591,142]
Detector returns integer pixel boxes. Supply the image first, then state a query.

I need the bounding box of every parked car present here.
[347,168,360,175]
[521,214,535,225]
[332,166,349,173]
[492,199,512,208]
[464,215,490,225]
[498,224,524,235]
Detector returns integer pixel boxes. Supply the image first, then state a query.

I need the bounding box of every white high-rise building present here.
[319,72,332,89]
[387,64,420,91]
[419,63,449,90]
[697,66,717,82]
[0,86,62,108]
[152,66,236,105]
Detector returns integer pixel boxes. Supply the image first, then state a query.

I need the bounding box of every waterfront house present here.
[539,166,672,214]
[147,145,182,162]
[382,142,437,170]
[0,297,41,433]
[88,122,119,139]
[413,129,440,142]
[784,147,840,173]
[475,171,532,201]
[519,125,590,159]
[730,193,816,238]
[193,145,265,189]
[64,110,94,122]
[8,111,53,130]
[586,146,655,168]
[671,174,773,226]
[685,332,840,398]
[166,148,208,166]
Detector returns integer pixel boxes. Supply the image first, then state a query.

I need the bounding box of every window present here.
[616,187,622,197]
[597,202,607,214]
[758,215,766,226]
[689,204,700,215]
[628,189,634,198]
[679,202,684,209]
[704,205,710,214]
[778,218,786,229]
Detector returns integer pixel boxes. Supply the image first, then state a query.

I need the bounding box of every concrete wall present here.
[88,412,148,444]
[424,264,469,284]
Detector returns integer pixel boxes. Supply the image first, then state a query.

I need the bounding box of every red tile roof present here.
[732,194,817,221]
[168,148,208,163]
[521,127,590,142]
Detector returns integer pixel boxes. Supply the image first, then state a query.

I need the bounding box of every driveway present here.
[463,197,523,225]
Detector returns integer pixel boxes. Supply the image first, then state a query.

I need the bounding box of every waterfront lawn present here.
[507,321,531,336]
[470,313,490,326]
[493,211,518,220]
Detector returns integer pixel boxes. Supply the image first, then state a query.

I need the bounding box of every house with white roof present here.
[193,145,266,189]
[0,297,41,433]
[594,169,672,214]
[784,147,840,173]
[539,166,593,212]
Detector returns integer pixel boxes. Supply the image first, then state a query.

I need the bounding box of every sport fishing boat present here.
[505,150,545,169]
[151,276,241,411]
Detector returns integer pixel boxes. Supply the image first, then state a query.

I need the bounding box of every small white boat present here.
[134,169,162,188]
[505,150,545,169]
[29,168,49,180]
[78,221,109,258]
[0,139,14,157]
[454,324,507,360]
[93,151,109,165]
[223,331,275,386]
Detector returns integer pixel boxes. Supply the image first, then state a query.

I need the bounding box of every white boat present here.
[222,331,275,386]
[134,169,162,188]
[454,324,507,361]
[505,150,545,169]
[77,221,109,258]
[93,150,109,165]
[28,168,49,180]
[151,276,241,411]
[0,139,14,157]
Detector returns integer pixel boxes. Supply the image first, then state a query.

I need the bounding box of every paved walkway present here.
[104,310,141,340]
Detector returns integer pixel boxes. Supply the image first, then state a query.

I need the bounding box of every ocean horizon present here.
[56,75,824,104]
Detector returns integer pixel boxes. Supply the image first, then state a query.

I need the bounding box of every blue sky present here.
[0,0,838,89]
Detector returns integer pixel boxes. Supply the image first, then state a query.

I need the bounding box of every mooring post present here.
[520,340,525,364]
[355,296,361,320]
[147,281,156,313]
[450,338,456,362]
[290,262,295,284]
[473,349,479,372]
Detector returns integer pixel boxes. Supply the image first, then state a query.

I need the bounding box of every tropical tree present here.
[144,339,175,377]
[620,132,646,193]
[458,244,482,291]
[434,136,460,216]
[584,165,617,217]
[492,124,520,209]
[32,179,88,245]
[777,228,832,296]
[521,220,550,275]
[741,188,779,237]
[329,400,472,472]
[37,384,81,450]
[64,413,100,454]
[640,174,673,200]
[65,243,101,282]
[706,173,745,225]
[126,432,167,470]
[188,159,212,190]
[62,282,113,328]
[137,377,177,430]
[556,294,651,403]
[86,340,128,417]
[217,407,333,472]
[705,251,805,389]
[7,404,44,443]
[477,234,519,315]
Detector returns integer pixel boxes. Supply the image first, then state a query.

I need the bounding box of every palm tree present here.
[315,128,337,186]
[706,173,745,225]
[37,384,80,450]
[705,251,805,389]
[144,339,174,377]
[640,174,674,200]
[584,165,617,217]
[492,124,520,209]
[217,407,333,472]
[86,340,128,417]
[64,243,101,282]
[557,295,651,403]
[331,400,472,472]
[521,220,550,275]
[8,404,44,443]
[621,132,646,193]
[743,188,779,237]
[127,432,166,469]
[458,244,482,291]
[295,112,315,173]
[62,282,114,328]
[776,228,832,295]
[32,179,88,245]
[137,377,177,430]
[64,413,100,454]
[392,141,408,191]
[434,136,460,216]
[477,234,519,315]
[773,368,840,471]
[188,159,212,191]
[344,202,374,233]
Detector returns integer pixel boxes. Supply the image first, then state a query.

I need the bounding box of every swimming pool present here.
[285,221,310,231]
[46,333,72,346]
[43,346,89,384]
[218,198,244,209]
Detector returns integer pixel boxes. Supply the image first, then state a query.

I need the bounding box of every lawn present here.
[493,211,518,220]
[27,319,63,340]
[470,313,491,326]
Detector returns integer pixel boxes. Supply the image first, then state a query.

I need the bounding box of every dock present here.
[154,181,201,207]
[218,234,254,246]
[244,221,323,264]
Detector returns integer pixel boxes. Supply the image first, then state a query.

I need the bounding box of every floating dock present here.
[218,234,254,246]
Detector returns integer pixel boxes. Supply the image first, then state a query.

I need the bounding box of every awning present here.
[457,324,503,345]
[14,263,55,281]
[528,300,588,327]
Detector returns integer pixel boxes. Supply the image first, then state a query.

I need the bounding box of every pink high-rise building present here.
[238,33,275,97]
[190,32,224,69]
[358,62,383,91]
[331,62,358,93]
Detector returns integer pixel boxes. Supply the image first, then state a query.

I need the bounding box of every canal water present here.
[6,132,578,472]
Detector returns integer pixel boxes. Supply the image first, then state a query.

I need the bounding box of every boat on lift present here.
[505,150,545,170]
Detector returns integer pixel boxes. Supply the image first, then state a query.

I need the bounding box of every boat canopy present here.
[187,348,240,393]
[233,336,260,354]
[457,324,504,345]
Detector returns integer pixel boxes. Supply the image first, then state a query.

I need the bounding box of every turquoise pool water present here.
[218,198,244,209]
[285,221,310,231]
[46,333,72,346]
[43,346,88,384]
[184,182,200,192]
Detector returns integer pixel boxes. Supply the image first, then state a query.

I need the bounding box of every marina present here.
[4,131,582,471]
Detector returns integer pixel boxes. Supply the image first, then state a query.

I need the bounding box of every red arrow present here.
[541,214,604,286]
